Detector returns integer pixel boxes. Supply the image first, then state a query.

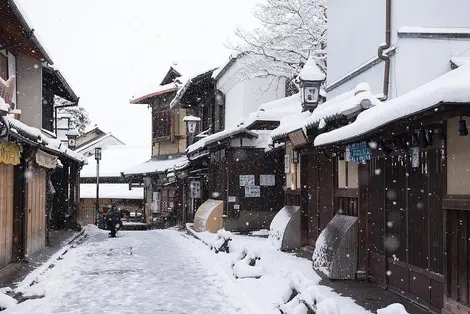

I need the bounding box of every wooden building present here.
[0,0,85,268]
[124,67,190,227]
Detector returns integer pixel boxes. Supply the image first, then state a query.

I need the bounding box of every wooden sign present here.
[0,76,15,105]
[288,129,308,147]
[35,149,57,169]
[0,141,20,165]
[347,141,371,163]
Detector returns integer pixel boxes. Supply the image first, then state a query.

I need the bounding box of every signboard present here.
[288,129,308,147]
[245,185,261,197]
[0,142,20,166]
[347,141,371,163]
[36,149,57,169]
[411,147,420,168]
[228,196,237,203]
[239,175,255,187]
[190,181,201,199]
[260,174,275,186]
[234,204,240,210]
[284,154,290,173]
[151,192,160,213]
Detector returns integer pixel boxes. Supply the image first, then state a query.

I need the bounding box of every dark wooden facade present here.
[206,147,285,231]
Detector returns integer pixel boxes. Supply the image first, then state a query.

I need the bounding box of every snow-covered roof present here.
[315,62,470,146]
[169,67,218,109]
[123,155,188,176]
[186,128,258,154]
[130,83,178,104]
[270,83,380,141]
[271,111,312,140]
[398,26,470,36]
[6,0,53,64]
[298,56,325,81]
[7,116,86,162]
[241,93,302,128]
[81,145,150,178]
[80,183,143,200]
[211,52,242,80]
[75,133,124,154]
[302,84,381,129]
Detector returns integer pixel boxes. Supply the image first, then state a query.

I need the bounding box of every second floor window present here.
[0,54,8,80]
[153,108,171,138]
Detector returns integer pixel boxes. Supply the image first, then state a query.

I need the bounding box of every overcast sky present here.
[17,0,259,146]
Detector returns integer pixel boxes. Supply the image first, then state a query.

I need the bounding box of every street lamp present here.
[95,147,102,227]
[183,115,201,146]
[299,56,325,112]
[66,129,79,150]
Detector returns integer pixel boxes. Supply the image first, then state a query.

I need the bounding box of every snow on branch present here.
[228,0,327,80]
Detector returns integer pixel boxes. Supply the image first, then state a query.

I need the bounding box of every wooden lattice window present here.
[153,108,171,139]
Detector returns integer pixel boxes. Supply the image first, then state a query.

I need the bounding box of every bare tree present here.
[229,0,327,80]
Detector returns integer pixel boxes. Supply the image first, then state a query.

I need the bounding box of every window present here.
[152,108,171,138]
[0,54,7,80]
[338,159,358,188]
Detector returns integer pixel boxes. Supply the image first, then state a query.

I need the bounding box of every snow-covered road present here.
[5,230,247,314]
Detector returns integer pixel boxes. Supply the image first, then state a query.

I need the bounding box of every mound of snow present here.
[22,285,46,298]
[0,292,18,309]
[0,287,12,294]
[377,303,409,314]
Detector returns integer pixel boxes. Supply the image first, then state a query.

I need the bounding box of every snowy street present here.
[4,229,247,314]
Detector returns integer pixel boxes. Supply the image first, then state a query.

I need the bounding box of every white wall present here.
[327,0,470,99]
[16,53,42,128]
[217,55,286,129]
[77,135,124,157]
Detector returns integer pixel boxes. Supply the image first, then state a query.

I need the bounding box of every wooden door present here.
[25,166,47,258]
[367,157,387,287]
[0,163,14,269]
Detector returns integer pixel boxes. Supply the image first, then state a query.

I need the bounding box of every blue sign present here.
[347,141,371,163]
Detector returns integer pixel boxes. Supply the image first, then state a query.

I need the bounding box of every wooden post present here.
[357,162,369,279]
[12,161,25,262]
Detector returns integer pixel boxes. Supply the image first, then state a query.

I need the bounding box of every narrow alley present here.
[4,229,246,314]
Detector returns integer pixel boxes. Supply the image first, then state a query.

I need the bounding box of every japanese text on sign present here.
[260,174,275,186]
[245,186,260,197]
[347,141,371,163]
[239,175,255,187]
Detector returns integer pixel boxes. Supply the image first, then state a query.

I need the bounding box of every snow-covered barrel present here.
[268,206,301,250]
[193,199,224,233]
[312,214,358,279]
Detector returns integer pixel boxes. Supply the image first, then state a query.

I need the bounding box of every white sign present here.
[260,174,275,186]
[190,181,201,199]
[234,204,240,210]
[284,154,290,173]
[228,196,237,203]
[411,147,419,168]
[239,175,255,187]
[245,186,261,198]
[151,192,160,213]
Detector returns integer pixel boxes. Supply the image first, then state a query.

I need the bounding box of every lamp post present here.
[95,147,102,226]
[183,115,201,146]
[299,56,325,112]
[66,129,79,150]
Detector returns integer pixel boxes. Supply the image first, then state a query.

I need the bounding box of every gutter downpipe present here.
[378,0,392,101]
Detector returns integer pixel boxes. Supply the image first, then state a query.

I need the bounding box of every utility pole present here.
[95,147,102,226]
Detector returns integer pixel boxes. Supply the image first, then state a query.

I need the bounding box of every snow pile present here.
[232,246,264,279]
[316,298,341,314]
[298,56,326,81]
[271,111,311,140]
[22,285,46,298]
[250,229,270,237]
[315,62,470,146]
[377,304,409,314]
[311,232,332,276]
[269,206,297,250]
[211,229,232,253]
[0,291,17,310]
[0,287,12,294]
[83,224,102,235]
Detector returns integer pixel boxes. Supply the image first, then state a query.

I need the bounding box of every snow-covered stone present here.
[0,291,18,310]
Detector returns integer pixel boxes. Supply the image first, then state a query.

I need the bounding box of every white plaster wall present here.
[217,55,286,129]
[327,0,470,100]
[16,53,42,128]
[78,136,125,157]
[390,38,470,98]
[327,0,385,86]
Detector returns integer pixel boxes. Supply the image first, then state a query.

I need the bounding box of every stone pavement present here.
[4,230,245,314]
[0,229,83,290]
